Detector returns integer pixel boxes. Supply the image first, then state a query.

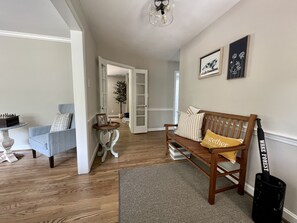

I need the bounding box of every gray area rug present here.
[119,162,254,223]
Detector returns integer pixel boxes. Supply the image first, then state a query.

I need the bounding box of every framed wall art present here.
[96,113,108,127]
[199,48,223,79]
[227,35,249,80]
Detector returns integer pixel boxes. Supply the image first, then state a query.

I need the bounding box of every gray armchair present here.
[29,104,76,168]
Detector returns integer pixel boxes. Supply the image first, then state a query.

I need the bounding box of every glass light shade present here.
[149,2,174,26]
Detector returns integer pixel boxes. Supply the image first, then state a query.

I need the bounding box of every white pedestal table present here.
[93,122,120,162]
[0,122,28,163]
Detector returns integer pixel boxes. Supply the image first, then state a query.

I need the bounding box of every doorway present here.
[106,64,129,121]
[98,57,149,134]
[174,71,180,124]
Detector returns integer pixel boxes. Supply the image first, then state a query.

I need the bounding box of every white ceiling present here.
[0,0,70,37]
[107,64,130,76]
[79,0,240,61]
[0,0,240,61]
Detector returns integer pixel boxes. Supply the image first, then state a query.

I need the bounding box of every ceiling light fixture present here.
[149,0,174,26]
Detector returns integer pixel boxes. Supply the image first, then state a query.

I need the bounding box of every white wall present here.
[97,43,179,129]
[0,35,73,150]
[179,0,297,221]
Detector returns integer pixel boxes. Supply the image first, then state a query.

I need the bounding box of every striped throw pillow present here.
[50,113,72,132]
[186,105,200,114]
[175,112,205,142]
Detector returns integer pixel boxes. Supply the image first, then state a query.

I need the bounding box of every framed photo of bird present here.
[199,48,223,79]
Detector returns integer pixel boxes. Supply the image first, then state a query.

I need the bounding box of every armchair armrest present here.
[29,125,51,137]
[209,144,247,154]
[48,128,76,154]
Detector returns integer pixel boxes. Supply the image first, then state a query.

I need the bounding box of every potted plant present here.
[113,81,127,118]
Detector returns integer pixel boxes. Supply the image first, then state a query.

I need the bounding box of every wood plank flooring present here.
[0,122,173,223]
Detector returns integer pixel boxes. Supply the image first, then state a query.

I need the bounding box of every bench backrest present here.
[199,110,257,149]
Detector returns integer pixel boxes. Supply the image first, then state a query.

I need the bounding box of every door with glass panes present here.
[134,69,148,133]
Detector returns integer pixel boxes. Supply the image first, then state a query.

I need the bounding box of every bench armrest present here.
[164,124,178,133]
[164,124,178,127]
[209,144,247,154]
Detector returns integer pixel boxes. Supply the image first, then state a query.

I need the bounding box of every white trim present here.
[243,126,297,148]
[148,127,165,132]
[283,208,297,223]
[261,131,297,147]
[148,108,174,111]
[0,30,71,43]
[70,30,90,175]
[174,71,180,124]
[12,144,31,150]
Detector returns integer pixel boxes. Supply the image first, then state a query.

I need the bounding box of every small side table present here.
[0,122,28,163]
[92,122,120,162]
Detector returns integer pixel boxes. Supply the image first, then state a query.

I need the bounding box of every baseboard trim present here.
[0,29,71,43]
[11,144,31,150]
[148,127,164,132]
[283,208,297,223]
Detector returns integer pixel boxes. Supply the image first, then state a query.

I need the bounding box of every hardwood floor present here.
[0,122,173,223]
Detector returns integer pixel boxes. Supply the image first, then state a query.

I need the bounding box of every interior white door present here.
[133,69,148,133]
[98,57,108,113]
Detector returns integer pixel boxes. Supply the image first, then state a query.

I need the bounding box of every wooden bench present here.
[165,110,257,204]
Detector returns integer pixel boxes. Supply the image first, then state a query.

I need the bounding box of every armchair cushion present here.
[50,113,72,132]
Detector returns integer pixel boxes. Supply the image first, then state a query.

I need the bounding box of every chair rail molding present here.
[0,30,71,43]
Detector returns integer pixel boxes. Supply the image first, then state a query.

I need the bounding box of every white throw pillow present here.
[50,113,72,132]
[175,112,205,142]
[186,105,200,114]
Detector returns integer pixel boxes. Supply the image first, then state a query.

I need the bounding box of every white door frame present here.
[98,57,108,113]
[174,70,180,124]
[133,69,148,133]
[98,57,135,132]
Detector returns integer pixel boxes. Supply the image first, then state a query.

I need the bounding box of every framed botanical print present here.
[227,35,249,80]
